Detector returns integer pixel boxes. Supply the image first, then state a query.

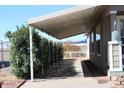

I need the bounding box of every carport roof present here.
[27,5,99,39]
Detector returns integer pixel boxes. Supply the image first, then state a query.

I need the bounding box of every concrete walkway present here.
[21,58,113,88]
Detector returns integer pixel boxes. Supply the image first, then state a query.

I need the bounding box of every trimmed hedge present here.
[5,25,64,79]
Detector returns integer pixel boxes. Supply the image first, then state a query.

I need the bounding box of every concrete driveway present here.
[21,58,113,88]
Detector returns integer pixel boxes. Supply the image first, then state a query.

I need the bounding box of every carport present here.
[27,5,102,81]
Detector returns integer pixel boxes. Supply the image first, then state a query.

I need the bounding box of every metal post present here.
[29,26,34,81]
[70,52,71,59]
[87,36,90,59]
[53,41,54,65]
[48,34,51,66]
[56,40,58,62]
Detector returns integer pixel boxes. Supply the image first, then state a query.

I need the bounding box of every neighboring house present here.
[73,40,87,52]
[62,41,74,45]
[27,5,124,80]
[63,40,87,52]
[62,40,87,58]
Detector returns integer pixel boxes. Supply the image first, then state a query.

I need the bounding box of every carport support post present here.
[29,26,34,81]
[87,36,90,59]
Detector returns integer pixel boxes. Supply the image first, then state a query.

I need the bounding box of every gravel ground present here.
[0,65,17,81]
[0,62,26,88]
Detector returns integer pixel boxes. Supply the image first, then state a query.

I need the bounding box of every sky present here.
[0,5,86,42]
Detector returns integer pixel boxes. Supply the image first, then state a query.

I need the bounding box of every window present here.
[95,24,101,54]
[91,32,94,43]
[90,24,102,55]
[90,30,96,53]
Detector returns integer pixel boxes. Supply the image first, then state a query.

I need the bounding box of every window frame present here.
[95,24,102,55]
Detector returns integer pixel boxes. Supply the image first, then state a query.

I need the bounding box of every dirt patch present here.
[0,64,25,88]
[0,70,18,81]
[0,72,18,81]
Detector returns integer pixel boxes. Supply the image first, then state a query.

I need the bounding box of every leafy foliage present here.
[6,25,64,79]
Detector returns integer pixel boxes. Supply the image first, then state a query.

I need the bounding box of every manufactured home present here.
[28,5,124,80]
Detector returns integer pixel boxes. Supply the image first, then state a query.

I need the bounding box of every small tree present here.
[5,25,43,78]
[6,25,64,79]
[6,25,31,78]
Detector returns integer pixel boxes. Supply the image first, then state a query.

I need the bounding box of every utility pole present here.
[0,40,3,62]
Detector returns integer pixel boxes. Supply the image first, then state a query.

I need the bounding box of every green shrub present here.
[5,25,64,79]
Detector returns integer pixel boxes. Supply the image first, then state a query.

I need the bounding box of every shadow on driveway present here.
[35,59,79,79]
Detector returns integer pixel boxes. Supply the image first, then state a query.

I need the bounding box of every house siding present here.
[89,5,124,73]
[90,15,111,73]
